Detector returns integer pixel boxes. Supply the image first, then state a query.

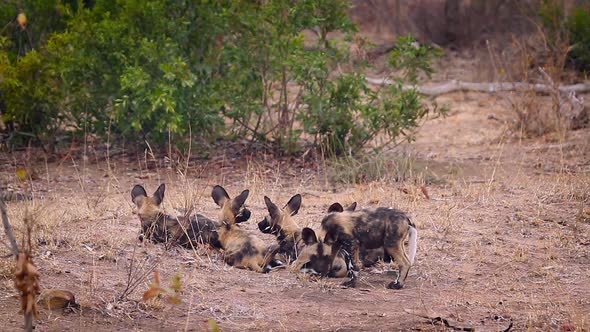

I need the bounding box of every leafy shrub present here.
[539,0,590,71]
[1,0,444,155]
[568,5,590,71]
[0,45,64,147]
[47,0,227,142]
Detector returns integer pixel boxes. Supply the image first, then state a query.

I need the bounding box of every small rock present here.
[38,289,79,310]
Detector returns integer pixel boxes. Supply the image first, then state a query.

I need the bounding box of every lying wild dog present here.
[327,202,391,267]
[321,207,418,289]
[131,184,236,248]
[211,185,281,273]
[257,194,303,262]
[259,195,351,277]
[292,227,349,278]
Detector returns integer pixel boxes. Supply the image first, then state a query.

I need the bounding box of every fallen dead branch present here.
[1,200,19,257]
[366,77,590,96]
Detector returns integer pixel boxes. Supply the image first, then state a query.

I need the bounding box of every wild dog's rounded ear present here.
[323,230,338,245]
[301,227,318,245]
[285,194,302,216]
[131,185,148,203]
[231,189,250,214]
[153,184,165,205]
[346,202,357,212]
[327,203,344,213]
[212,185,230,207]
[264,196,281,220]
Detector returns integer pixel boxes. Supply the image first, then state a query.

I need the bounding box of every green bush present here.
[568,5,590,71]
[539,0,590,71]
[1,0,444,155]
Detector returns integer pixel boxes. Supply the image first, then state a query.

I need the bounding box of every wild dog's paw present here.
[341,279,357,288]
[387,281,403,289]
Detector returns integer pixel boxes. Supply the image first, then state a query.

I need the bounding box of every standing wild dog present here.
[327,202,391,267]
[321,207,418,289]
[131,184,232,248]
[211,185,281,273]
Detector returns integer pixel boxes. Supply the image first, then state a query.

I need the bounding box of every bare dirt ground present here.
[1,57,590,331]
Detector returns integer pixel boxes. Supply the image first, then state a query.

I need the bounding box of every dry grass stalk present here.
[14,253,40,329]
[118,244,159,301]
[1,199,40,332]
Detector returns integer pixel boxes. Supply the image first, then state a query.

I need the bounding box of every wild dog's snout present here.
[235,208,251,224]
[258,218,271,233]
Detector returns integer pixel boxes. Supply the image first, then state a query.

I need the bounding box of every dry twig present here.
[1,200,40,332]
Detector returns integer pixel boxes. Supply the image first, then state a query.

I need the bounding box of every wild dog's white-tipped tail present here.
[407,226,418,265]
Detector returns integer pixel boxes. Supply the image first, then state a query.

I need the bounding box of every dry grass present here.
[1,141,588,331]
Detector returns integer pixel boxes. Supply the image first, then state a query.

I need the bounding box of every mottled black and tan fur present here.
[327,202,392,267]
[321,207,418,289]
[291,202,359,278]
[212,185,280,273]
[257,194,303,262]
[292,227,349,278]
[131,184,226,249]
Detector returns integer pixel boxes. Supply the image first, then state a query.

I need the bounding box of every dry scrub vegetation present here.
[1,87,589,331]
[2,2,590,329]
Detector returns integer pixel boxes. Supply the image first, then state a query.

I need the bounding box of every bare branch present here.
[0,199,19,257]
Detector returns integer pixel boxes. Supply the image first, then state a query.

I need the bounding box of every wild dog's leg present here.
[341,239,361,288]
[246,260,265,273]
[385,240,411,289]
[258,244,281,273]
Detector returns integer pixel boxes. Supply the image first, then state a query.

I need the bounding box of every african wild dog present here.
[257,194,303,262]
[321,207,418,289]
[292,227,349,278]
[289,202,360,278]
[292,201,377,278]
[131,184,230,248]
[259,195,351,277]
[327,202,391,267]
[211,185,281,273]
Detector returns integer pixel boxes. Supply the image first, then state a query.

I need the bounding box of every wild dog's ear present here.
[323,229,338,246]
[264,196,281,220]
[327,203,344,213]
[285,194,302,216]
[153,184,165,205]
[301,227,318,245]
[212,185,230,207]
[346,202,357,211]
[231,189,250,214]
[131,185,147,203]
